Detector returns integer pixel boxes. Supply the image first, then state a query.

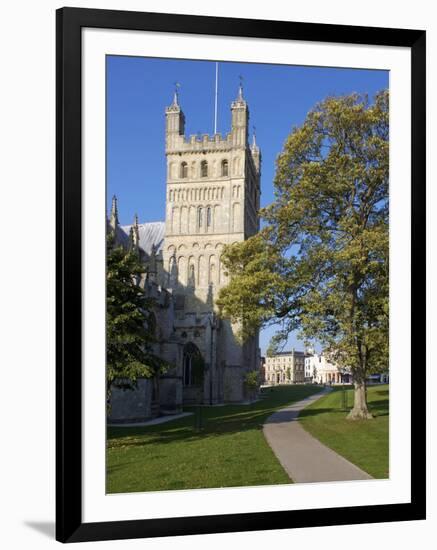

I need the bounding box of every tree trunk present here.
[347,380,373,420]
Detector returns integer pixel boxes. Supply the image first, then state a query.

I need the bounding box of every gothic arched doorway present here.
[183,343,204,386]
[182,343,205,405]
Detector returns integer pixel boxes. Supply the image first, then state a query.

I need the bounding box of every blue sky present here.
[107,56,388,354]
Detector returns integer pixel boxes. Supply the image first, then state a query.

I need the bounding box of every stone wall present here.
[108,88,262,422]
[108,378,153,423]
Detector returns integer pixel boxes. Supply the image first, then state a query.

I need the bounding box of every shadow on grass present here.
[298,407,348,418]
[375,390,389,397]
[368,399,389,417]
[106,462,135,474]
[298,396,389,420]
[107,386,324,449]
[108,408,286,448]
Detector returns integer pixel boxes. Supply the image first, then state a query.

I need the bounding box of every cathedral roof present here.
[120,221,165,255]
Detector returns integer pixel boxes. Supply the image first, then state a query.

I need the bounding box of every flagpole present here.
[214,62,218,134]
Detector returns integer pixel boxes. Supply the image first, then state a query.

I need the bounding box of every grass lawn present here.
[107,384,321,493]
[299,384,389,478]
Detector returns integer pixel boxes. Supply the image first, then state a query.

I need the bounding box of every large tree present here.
[217,91,389,420]
[106,235,168,401]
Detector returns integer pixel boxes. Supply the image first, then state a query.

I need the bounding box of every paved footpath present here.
[263,388,372,483]
[108,412,193,428]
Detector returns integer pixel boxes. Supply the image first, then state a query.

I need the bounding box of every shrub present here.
[244,370,260,391]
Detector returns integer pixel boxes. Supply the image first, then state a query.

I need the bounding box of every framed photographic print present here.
[56,7,426,543]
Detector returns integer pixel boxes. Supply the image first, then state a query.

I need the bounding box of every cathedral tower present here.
[162,85,261,404]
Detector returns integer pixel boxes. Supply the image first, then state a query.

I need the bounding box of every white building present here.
[304,353,352,384]
[264,350,306,385]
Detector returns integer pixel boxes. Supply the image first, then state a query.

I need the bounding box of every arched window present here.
[206,206,212,228]
[188,263,195,287]
[221,159,229,177]
[209,263,216,284]
[183,343,204,386]
[180,162,188,178]
[197,207,203,229]
[201,160,208,178]
[168,255,177,286]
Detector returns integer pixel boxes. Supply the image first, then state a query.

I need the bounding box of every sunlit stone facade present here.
[108,86,262,422]
[264,350,307,385]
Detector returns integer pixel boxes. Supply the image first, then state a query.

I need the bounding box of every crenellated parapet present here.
[165,83,251,155]
[166,132,237,154]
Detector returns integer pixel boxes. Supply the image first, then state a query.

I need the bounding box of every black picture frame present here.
[56,6,426,543]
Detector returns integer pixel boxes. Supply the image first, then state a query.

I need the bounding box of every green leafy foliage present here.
[106,234,169,395]
[218,91,389,390]
[244,370,260,391]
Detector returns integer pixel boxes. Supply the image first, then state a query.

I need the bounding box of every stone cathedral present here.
[108,85,261,423]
